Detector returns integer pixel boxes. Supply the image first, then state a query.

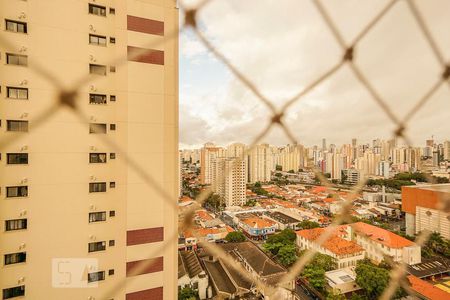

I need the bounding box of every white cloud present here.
[180,0,450,147]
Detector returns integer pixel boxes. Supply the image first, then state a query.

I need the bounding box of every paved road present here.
[295,284,316,300]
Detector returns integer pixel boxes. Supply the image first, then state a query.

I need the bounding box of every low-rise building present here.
[406,275,450,300]
[178,251,209,299]
[351,222,421,265]
[198,242,295,299]
[402,184,450,239]
[238,215,276,240]
[325,268,361,295]
[296,226,365,269]
[264,211,302,230]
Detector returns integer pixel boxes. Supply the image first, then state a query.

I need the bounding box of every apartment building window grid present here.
[6,186,28,198]
[89,34,107,46]
[89,153,107,163]
[88,4,106,16]
[89,93,107,104]
[5,19,27,33]
[89,182,106,193]
[6,120,28,132]
[89,123,107,134]
[6,87,28,99]
[6,53,28,66]
[7,153,28,164]
[89,64,107,76]
[88,271,105,283]
[88,241,106,252]
[5,219,27,231]
[89,211,106,223]
[2,285,25,299]
[4,252,26,265]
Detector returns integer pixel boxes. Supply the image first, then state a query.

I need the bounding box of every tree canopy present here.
[225,231,246,243]
[298,220,321,229]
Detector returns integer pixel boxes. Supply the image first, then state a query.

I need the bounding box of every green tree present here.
[275,165,283,171]
[303,265,326,290]
[288,169,295,174]
[277,244,297,266]
[178,286,197,300]
[327,290,346,300]
[355,260,390,299]
[350,293,367,300]
[225,231,246,243]
[298,220,320,229]
[263,228,296,255]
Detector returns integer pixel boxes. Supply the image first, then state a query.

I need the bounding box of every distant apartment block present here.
[211,157,247,207]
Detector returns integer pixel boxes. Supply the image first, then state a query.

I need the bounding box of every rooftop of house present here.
[266,211,301,224]
[296,226,365,256]
[203,260,237,295]
[407,257,450,278]
[325,268,357,285]
[403,183,450,193]
[240,216,276,229]
[178,251,204,279]
[351,222,415,249]
[199,241,286,278]
[196,210,214,221]
[407,275,450,300]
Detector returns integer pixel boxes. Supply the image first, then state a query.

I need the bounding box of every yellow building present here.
[0,1,178,299]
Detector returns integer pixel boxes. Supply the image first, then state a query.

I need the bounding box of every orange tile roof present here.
[196,210,213,221]
[226,225,235,233]
[311,186,328,194]
[296,227,364,256]
[323,198,335,203]
[407,275,450,300]
[241,217,276,229]
[351,222,415,249]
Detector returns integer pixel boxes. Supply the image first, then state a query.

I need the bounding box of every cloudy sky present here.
[179,0,450,149]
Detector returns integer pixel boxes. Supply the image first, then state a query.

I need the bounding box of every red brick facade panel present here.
[126,287,163,300]
[127,15,164,36]
[127,46,164,65]
[126,257,163,277]
[127,227,164,246]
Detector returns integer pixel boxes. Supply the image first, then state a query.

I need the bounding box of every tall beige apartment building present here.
[0,1,178,299]
[211,157,246,207]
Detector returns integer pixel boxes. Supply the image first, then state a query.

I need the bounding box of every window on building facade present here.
[7,153,28,164]
[2,286,25,299]
[4,252,26,265]
[6,186,28,198]
[89,93,107,104]
[88,241,106,252]
[88,4,106,16]
[89,34,107,46]
[87,271,105,283]
[89,153,107,163]
[89,64,107,76]
[109,240,115,247]
[89,182,107,193]
[89,123,107,134]
[5,19,27,33]
[5,219,27,231]
[6,53,28,66]
[89,211,106,223]
[7,87,28,99]
[109,153,116,159]
[7,120,28,132]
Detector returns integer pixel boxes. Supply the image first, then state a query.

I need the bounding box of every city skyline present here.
[180,136,449,150]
